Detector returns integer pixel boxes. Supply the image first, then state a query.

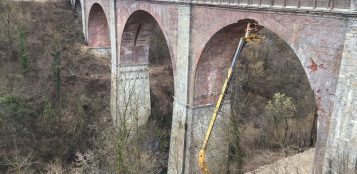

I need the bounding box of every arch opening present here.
[194,20,318,173]
[74,0,81,14]
[87,3,110,49]
[118,10,174,173]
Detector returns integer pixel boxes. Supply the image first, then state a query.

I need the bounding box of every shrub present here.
[51,51,61,108]
[0,95,32,122]
[17,26,29,73]
[263,92,296,147]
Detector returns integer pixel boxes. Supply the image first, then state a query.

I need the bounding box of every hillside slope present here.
[0,1,113,173]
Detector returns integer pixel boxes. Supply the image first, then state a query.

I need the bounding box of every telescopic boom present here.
[198,22,261,174]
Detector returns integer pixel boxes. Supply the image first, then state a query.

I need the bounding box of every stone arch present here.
[193,21,251,106]
[117,10,175,173]
[192,15,313,89]
[87,3,110,48]
[74,0,81,14]
[191,13,345,174]
[118,9,175,123]
[119,10,174,69]
[193,18,316,105]
[193,19,318,172]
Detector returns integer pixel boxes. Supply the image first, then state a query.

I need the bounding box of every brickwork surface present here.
[79,1,357,173]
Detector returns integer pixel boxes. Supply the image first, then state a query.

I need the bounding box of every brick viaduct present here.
[70,0,356,173]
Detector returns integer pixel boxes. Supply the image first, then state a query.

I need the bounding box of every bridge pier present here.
[169,100,189,174]
[324,19,357,174]
[115,65,151,128]
[185,103,231,174]
[352,0,356,11]
[168,4,191,174]
[109,0,117,131]
[88,48,111,57]
[168,101,231,174]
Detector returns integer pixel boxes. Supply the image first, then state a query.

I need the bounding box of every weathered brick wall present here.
[193,23,246,106]
[119,11,156,65]
[116,65,151,127]
[87,3,110,48]
[324,19,357,174]
[84,0,110,45]
[187,103,231,173]
[80,0,355,173]
[188,6,348,173]
[115,1,178,70]
[114,1,180,130]
[169,5,191,174]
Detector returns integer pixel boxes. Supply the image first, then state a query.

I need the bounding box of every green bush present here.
[51,51,61,106]
[17,26,29,73]
[0,95,31,122]
[264,92,297,147]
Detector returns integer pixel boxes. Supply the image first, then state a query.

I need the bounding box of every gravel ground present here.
[246,148,315,174]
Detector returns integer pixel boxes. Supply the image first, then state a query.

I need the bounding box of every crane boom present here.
[198,23,261,174]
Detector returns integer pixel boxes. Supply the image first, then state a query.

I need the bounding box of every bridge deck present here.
[152,0,356,14]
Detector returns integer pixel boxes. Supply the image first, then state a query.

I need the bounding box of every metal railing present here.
[153,0,356,12]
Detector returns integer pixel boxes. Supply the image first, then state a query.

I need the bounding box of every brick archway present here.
[192,18,318,173]
[193,21,251,106]
[87,3,110,48]
[74,0,81,14]
[189,7,347,172]
[118,9,175,122]
[117,10,175,172]
[192,19,315,106]
[119,10,174,68]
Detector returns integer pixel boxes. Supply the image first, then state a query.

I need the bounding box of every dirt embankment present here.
[0,1,176,173]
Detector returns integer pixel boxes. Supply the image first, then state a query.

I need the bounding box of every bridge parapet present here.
[153,0,356,13]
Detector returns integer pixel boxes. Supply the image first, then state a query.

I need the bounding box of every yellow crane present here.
[198,22,262,174]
